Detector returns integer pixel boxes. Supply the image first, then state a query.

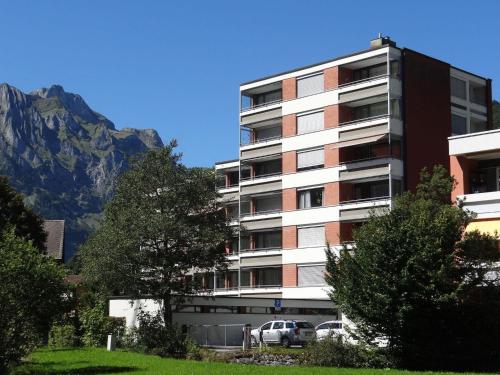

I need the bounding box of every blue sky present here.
[1,0,498,167]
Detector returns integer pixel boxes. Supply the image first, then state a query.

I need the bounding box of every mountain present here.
[0,83,163,261]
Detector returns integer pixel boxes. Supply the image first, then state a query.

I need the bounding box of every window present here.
[451,77,466,99]
[286,322,294,328]
[261,322,272,330]
[272,322,284,329]
[317,323,328,330]
[297,111,324,134]
[255,268,282,286]
[329,322,342,329]
[470,117,487,133]
[352,63,387,81]
[254,90,282,106]
[296,322,315,329]
[297,226,325,247]
[255,126,281,141]
[352,101,388,120]
[255,231,281,249]
[298,264,326,286]
[254,159,281,176]
[297,73,324,98]
[298,187,324,209]
[469,82,486,106]
[254,195,281,213]
[297,148,324,170]
[451,114,467,135]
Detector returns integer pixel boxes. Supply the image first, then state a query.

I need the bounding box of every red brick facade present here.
[282,114,297,137]
[283,264,297,287]
[283,226,297,249]
[324,105,339,128]
[283,78,297,101]
[282,151,297,174]
[283,188,297,211]
[324,144,339,167]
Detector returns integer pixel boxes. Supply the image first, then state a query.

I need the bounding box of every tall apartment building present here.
[110,36,494,335]
[214,36,494,303]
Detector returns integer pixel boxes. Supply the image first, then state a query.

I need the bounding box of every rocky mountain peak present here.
[0,83,164,261]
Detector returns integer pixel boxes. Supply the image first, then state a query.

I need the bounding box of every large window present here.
[352,101,388,121]
[451,114,467,135]
[298,264,326,286]
[255,231,282,249]
[297,226,325,248]
[298,187,324,209]
[253,90,282,106]
[297,148,324,170]
[352,63,387,82]
[297,73,324,98]
[451,77,466,99]
[297,111,324,135]
[469,82,486,106]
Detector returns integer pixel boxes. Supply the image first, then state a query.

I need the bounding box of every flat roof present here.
[240,44,490,87]
[214,158,239,165]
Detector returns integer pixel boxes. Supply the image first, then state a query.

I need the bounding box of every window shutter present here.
[297,148,324,169]
[297,73,324,98]
[298,226,325,247]
[297,111,324,134]
[298,264,326,286]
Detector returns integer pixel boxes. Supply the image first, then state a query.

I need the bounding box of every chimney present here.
[370,33,396,49]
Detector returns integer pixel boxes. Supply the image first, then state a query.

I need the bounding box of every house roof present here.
[43,220,65,260]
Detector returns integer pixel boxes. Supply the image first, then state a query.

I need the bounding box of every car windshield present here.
[296,322,314,328]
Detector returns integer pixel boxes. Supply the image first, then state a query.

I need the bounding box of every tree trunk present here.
[162,294,172,326]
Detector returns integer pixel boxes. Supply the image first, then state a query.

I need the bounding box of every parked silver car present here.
[251,320,315,347]
[315,320,344,340]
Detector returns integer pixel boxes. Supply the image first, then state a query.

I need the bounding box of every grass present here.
[13,348,497,375]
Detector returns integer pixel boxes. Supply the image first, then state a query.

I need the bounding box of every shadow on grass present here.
[18,365,138,374]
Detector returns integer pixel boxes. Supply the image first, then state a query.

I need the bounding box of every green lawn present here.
[13,348,496,375]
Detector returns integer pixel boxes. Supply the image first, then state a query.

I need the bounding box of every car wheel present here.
[281,336,291,348]
[251,336,258,347]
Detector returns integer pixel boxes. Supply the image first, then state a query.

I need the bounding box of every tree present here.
[0,229,65,372]
[326,165,500,371]
[80,141,232,325]
[0,176,47,252]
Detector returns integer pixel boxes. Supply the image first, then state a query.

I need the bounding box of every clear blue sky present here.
[1,0,498,167]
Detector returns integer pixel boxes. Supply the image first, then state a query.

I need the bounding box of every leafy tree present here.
[80,141,231,325]
[326,165,500,371]
[0,176,46,252]
[0,229,65,372]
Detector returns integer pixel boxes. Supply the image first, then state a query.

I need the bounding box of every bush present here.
[80,300,125,347]
[122,311,188,358]
[302,335,395,368]
[48,324,79,348]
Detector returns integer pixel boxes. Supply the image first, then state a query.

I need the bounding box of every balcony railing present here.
[338,74,389,89]
[240,208,282,218]
[241,134,282,146]
[240,171,282,182]
[339,114,389,127]
[241,99,282,113]
[240,246,282,253]
[240,284,282,289]
[340,195,391,205]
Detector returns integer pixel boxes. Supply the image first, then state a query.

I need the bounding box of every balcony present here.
[240,192,282,218]
[337,53,400,88]
[241,82,282,113]
[240,266,282,289]
[240,155,282,183]
[240,229,282,253]
[449,129,500,156]
[339,139,401,165]
[241,120,282,147]
[215,271,239,292]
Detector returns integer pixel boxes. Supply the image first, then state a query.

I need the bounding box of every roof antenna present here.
[378,32,382,39]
